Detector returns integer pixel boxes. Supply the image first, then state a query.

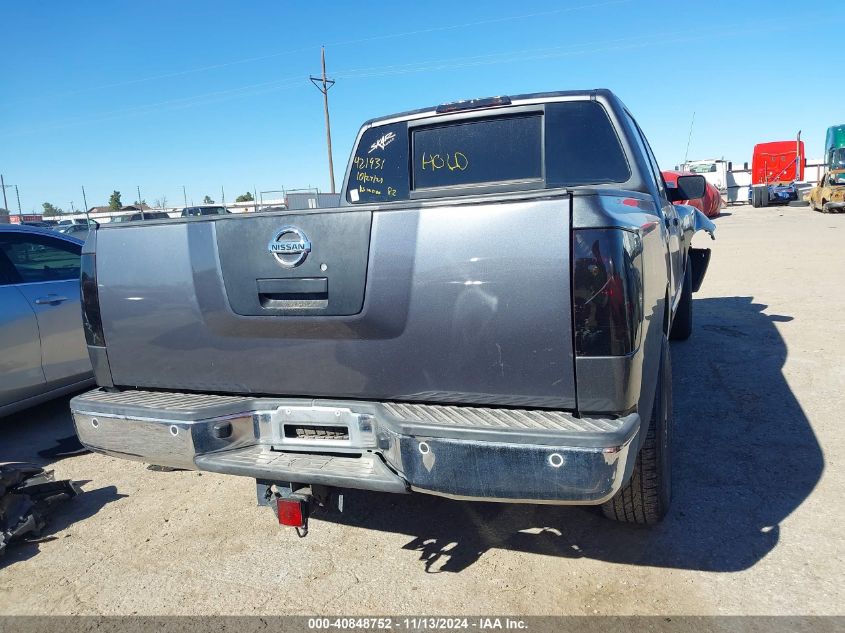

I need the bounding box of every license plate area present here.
[269,406,376,449]
[284,424,349,440]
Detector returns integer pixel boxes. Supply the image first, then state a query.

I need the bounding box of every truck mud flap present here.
[690,248,711,293]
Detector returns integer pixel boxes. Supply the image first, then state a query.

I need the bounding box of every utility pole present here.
[221,186,225,205]
[310,46,336,193]
[182,185,188,208]
[15,185,21,214]
[1,174,8,213]
[82,186,91,222]
[137,186,145,220]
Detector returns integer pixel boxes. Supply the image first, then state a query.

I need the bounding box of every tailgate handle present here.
[257,277,328,307]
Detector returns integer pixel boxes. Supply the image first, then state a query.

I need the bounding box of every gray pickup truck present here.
[71,89,714,530]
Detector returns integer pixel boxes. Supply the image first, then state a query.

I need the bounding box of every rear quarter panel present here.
[571,190,667,425]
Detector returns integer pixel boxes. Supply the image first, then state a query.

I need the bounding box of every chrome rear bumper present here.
[71,388,639,504]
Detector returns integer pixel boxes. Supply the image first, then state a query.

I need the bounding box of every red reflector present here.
[277,499,306,527]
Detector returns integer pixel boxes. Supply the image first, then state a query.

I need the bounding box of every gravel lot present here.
[1,204,842,615]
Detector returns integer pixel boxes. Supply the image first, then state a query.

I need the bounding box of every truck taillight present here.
[80,253,105,347]
[572,228,643,356]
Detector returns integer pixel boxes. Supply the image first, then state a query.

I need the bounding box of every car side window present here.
[0,233,81,283]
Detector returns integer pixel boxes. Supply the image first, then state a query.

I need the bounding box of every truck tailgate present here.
[97,198,576,408]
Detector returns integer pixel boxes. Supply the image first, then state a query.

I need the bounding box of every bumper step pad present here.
[195,447,408,494]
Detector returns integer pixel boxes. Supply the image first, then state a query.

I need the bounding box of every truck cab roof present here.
[362,88,617,127]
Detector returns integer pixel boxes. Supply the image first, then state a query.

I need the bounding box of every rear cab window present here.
[345,100,630,204]
[412,115,542,190]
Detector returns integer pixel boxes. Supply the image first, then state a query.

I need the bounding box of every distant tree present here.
[0,207,9,217]
[235,192,254,202]
[42,202,62,217]
[133,199,147,206]
[154,196,168,209]
[108,191,122,211]
[202,195,215,204]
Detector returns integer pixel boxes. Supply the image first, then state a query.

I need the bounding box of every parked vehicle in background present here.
[71,89,715,531]
[825,125,845,168]
[682,159,751,204]
[807,169,845,213]
[180,205,230,217]
[750,138,804,207]
[285,192,341,210]
[663,170,722,218]
[0,225,93,417]
[109,211,171,223]
[56,221,98,238]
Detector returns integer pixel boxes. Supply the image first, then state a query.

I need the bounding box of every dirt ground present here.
[1,204,842,615]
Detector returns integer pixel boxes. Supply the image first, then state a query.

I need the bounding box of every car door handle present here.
[34,295,69,305]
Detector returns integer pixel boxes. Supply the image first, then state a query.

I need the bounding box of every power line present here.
[11,0,631,102]
[3,12,833,141]
[0,33,667,138]
[0,76,307,138]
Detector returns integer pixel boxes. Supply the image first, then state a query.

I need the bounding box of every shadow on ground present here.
[0,393,126,569]
[314,296,823,573]
[0,395,80,465]
[0,297,824,574]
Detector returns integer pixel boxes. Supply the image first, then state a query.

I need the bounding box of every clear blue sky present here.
[0,0,839,213]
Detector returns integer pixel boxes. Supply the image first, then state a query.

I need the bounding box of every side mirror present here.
[667,175,706,202]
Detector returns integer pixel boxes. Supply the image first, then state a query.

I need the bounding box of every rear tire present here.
[669,260,693,341]
[601,342,672,524]
[752,186,769,208]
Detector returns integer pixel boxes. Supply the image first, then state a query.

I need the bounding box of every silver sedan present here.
[0,224,94,416]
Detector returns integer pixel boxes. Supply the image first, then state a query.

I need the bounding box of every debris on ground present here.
[0,463,80,557]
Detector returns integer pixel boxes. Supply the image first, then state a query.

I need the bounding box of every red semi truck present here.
[750,138,804,207]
